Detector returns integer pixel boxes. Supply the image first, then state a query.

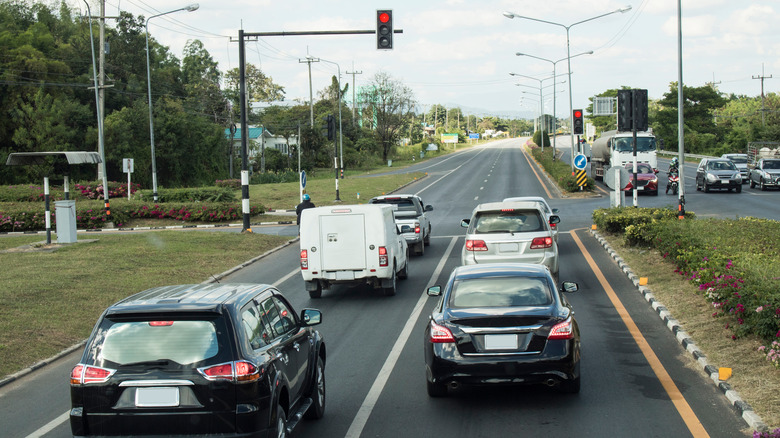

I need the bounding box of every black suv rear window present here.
[97,320,219,366]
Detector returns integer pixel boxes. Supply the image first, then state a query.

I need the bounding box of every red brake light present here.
[465,239,488,251]
[500,208,514,212]
[300,249,308,270]
[234,361,260,382]
[548,318,574,340]
[71,364,116,385]
[530,236,553,249]
[149,321,174,326]
[200,363,234,380]
[429,322,456,343]
[379,246,388,267]
[415,222,421,234]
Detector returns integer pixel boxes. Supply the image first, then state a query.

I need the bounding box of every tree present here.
[654,82,727,154]
[225,64,285,123]
[182,40,228,124]
[360,72,417,161]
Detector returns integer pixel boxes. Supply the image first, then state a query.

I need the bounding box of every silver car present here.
[720,153,749,183]
[503,196,560,242]
[460,201,559,278]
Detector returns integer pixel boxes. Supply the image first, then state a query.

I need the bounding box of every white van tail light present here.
[300,249,308,269]
[379,246,388,267]
[415,221,421,234]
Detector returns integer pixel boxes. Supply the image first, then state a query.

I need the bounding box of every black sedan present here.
[424,263,580,397]
[70,283,326,437]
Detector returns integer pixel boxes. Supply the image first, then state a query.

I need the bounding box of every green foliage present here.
[249,171,299,184]
[135,187,237,203]
[593,208,780,342]
[531,145,595,192]
[532,130,550,147]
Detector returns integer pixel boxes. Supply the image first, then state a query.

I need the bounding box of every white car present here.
[503,196,560,242]
[721,153,749,183]
[460,201,559,279]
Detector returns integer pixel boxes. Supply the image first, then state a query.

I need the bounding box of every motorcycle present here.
[666,170,679,195]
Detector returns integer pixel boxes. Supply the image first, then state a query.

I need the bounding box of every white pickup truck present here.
[299,204,409,298]
[369,194,433,256]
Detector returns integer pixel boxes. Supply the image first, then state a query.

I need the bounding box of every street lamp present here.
[82,0,110,219]
[516,51,592,158]
[504,6,632,169]
[317,58,344,178]
[510,72,566,151]
[516,82,562,141]
[146,3,199,202]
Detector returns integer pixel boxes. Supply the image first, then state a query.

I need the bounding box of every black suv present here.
[69,283,326,437]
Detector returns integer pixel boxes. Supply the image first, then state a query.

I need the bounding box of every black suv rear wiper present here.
[119,359,173,368]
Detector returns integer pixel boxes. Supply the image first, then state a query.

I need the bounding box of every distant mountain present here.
[441,103,535,120]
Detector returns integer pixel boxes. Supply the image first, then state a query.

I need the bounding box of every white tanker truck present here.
[590,129,659,180]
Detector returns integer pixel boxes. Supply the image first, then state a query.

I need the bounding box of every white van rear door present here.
[320,214,367,270]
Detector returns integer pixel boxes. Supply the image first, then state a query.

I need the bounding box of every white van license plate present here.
[135,387,179,407]
[484,334,518,350]
[498,243,519,253]
[336,271,355,280]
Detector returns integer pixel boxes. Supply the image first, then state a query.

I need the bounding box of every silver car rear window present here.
[98,320,219,365]
[450,277,552,308]
[473,210,543,233]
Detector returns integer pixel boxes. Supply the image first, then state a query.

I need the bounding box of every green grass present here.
[0,232,294,377]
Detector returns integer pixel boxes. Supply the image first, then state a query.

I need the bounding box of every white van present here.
[299,204,409,298]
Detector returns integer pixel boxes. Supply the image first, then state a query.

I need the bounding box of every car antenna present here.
[211,275,221,284]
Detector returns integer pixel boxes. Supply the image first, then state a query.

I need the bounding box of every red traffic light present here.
[379,12,390,23]
[573,110,583,118]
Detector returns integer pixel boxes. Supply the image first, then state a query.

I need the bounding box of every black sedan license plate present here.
[484,334,518,350]
[135,387,180,407]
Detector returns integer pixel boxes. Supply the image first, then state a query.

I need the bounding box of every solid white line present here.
[415,147,488,195]
[25,411,69,438]
[344,237,458,438]
[273,268,300,287]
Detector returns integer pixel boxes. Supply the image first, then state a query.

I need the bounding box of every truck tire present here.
[308,282,322,299]
[424,228,431,246]
[416,241,424,256]
[750,178,756,189]
[383,264,397,296]
[398,256,409,279]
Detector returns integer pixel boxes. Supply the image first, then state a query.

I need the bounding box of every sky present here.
[72,0,780,120]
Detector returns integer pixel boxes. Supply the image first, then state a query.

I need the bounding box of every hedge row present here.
[593,207,780,344]
[0,200,265,231]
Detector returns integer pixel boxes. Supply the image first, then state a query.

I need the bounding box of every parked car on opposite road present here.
[748,158,780,191]
[502,196,559,242]
[460,200,559,279]
[622,162,659,196]
[695,158,743,193]
[70,283,326,438]
[424,263,580,397]
[721,153,750,182]
[369,194,433,256]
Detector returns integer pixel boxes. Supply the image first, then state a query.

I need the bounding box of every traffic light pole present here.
[231,26,403,231]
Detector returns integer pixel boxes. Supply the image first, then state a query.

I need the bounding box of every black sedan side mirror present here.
[560,281,579,293]
[301,309,322,326]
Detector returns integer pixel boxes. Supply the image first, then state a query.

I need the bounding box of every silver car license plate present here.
[484,334,518,350]
[135,387,180,407]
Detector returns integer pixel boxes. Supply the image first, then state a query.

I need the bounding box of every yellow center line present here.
[570,229,709,438]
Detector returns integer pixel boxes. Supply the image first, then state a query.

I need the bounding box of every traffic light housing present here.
[377,10,393,50]
[617,89,632,131]
[573,109,584,135]
[633,89,648,132]
[326,114,335,141]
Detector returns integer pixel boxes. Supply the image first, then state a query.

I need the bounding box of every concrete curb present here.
[0,220,295,236]
[589,229,769,434]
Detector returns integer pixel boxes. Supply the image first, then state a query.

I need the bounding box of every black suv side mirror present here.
[301,309,322,326]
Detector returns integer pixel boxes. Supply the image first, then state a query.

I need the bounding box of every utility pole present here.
[753,64,773,128]
[87,0,117,181]
[299,56,320,127]
[346,66,362,126]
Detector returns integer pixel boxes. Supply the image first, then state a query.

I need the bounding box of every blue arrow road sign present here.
[574,154,587,170]
[300,170,307,188]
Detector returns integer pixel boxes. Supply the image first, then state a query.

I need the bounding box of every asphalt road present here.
[4,137,776,437]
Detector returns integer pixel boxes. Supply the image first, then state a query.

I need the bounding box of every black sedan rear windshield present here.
[450,277,552,308]
[95,320,220,366]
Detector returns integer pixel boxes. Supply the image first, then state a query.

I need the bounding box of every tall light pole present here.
[510,72,566,152]
[504,6,632,170]
[82,0,110,220]
[318,58,344,177]
[516,51,592,159]
[146,3,199,202]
